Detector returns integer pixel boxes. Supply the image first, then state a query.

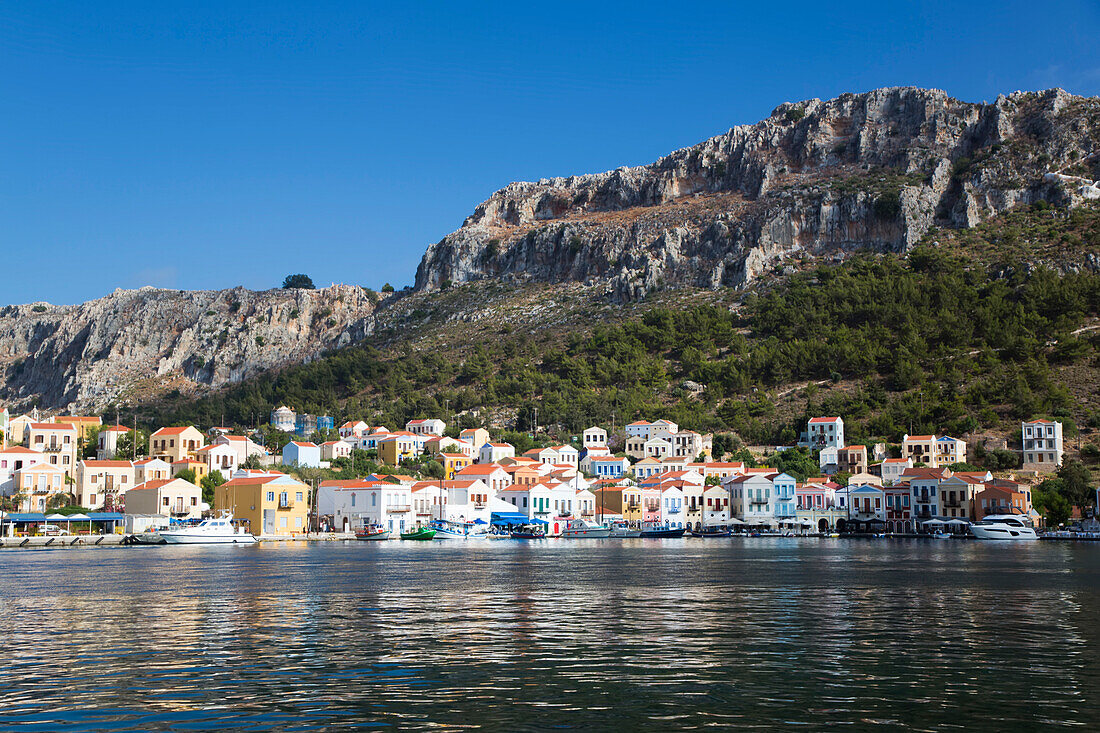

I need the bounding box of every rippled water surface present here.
[2,539,1099,731]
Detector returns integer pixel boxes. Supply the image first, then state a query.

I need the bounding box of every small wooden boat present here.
[510,525,546,539]
[400,527,437,541]
[355,526,390,541]
[689,527,732,538]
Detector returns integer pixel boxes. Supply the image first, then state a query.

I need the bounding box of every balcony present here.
[942,500,962,509]
[42,445,63,454]
[278,500,293,509]
[749,499,769,506]
[667,507,681,514]
[387,505,411,513]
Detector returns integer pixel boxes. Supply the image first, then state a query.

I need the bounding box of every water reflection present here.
[1,539,1099,730]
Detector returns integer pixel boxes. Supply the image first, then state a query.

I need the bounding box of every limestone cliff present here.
[0,285,378,411]
[415,87,1100,299]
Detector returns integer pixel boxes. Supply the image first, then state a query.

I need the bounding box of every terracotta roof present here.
[0,446,39,454]
[81,460,133,468]
[102,425,131,433]
[152,426,196,436]
[29,422,73,430]
[127,479,174,492]
[808,417,841,424]
[289,441,317,448]
[905,435,936,441]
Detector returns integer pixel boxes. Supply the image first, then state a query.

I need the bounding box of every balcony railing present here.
[667,507,681,514]
[942,500,962,509]
[387,505,411,513]
[279,500,293,509]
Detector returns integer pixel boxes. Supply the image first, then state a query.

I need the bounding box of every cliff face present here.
[416,87,1100,299]
[0,285,378,411]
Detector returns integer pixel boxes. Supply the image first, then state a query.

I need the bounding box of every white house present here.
[726,473,774,526]
[935,436,967,467]
[479,442,515,464]
[212,434,267,465]
[321,440,354,462]
[358,429,391,451]
[818,446,839,474]
[96,425,131,460]
[643,437,674,460]
[124,477,203,519]
[878,457,913,485]
[583,426,607,448]
[702,485,731,527]
[455,463,512,493]
[1022,419,1063,469]
[331,481,413,534]
[194,443,239,476]
[846,483,886,525]
[134,457,172,484]
[283,441,321,468]
[0,446,44,495]
[405,418,446,436]
[551,445,579,468]
[807,417,844,450]
[659,485,686,528]
[338,421,369,440]
[498,484,555,522]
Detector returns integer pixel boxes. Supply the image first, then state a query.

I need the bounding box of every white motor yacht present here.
[160,514,258,545]
[970,515,1038,541]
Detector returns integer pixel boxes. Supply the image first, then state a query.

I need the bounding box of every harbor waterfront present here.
[2,540,1099,731]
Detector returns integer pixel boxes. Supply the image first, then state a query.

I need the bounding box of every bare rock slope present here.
[416,87,1100,299]
[0,285,377,411]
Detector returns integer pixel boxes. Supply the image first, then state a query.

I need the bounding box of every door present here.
[263,509,276,534]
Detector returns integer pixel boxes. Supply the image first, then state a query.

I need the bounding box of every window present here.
[295,517,303,528]
[280,517,288,528]
[91,474,98,483]
[267,491,275,502]
[163,497,170,506]
[296,491,303,502]
[191,497,197,506]
[351,493,356,507]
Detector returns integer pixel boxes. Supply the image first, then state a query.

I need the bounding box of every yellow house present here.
[439,452,473,480]
[215,474,311,536]
[150,426,206,464]
[53,415,103,442]
[621,485,644,526]
[172,459,208,483]
[458,427,491,449]
[378,432,420,465]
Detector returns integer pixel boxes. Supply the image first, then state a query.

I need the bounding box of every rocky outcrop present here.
[416,87,1100,299]
[0,285,378,411]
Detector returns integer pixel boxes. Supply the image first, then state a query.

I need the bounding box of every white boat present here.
[560,519,612,538]
[606,521,641,538]
[428,519,491,539]
[970,515,1038,541]
[160,514,258,544]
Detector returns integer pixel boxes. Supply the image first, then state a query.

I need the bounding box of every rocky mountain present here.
[416,87,1100,299]
[5,86,1100,414]
[0,285,378,411]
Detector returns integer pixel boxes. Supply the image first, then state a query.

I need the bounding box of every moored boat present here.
[355,526,391,541]
[160,514,257,545]
[510,524,546,539]
[560,519,611,538]
[970,514,1038,541]
[429,519,490,539]
[639,524,686,538]
[400,527,437,540]
[689,527,732,538]
[606,522,641,538]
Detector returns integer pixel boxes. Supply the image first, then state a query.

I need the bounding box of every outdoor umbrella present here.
[46,513,69,534]
[66,513,91,534]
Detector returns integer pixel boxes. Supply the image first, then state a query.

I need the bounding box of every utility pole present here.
[533,407,538,437]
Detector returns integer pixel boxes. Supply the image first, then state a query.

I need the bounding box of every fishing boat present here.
[606,521,641,538]
[400,526,437,540]
[429,519,490,539]
[560,519,611,538]
[639,523,686,538]
[689,526,731,538]
[355,526,390,541]
[160,514,257,545]
[510,524,546,539]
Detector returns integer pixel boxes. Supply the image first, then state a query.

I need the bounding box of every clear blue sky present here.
[3,1,1099,305]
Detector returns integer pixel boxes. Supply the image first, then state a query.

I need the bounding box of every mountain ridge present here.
[2,85,1099,413]
[416,86,1100,299]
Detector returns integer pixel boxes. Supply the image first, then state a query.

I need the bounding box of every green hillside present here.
[140,203,1100,452]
